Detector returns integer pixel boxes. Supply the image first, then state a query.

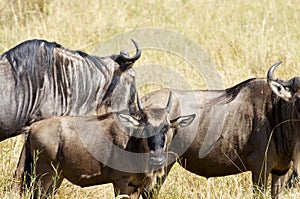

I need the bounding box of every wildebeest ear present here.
[117,113,140,128]
[268,79,293,102]
[170,114,196,128]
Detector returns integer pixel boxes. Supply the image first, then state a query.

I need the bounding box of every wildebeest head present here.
[267,61,300,114]
[110,39,142,72]
[118,92,196,167]
[98,39,141,114]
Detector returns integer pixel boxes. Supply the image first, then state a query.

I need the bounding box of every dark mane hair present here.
[1,39,97,83]
[2,40,57,80]
[207,78,256,105]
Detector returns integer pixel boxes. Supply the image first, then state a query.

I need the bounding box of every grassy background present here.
[0,0,300,198]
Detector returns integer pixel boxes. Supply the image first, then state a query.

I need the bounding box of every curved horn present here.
[119,39,142,62]
[136,93,144,111]
[166,92,172,113]
[267,61,282,81]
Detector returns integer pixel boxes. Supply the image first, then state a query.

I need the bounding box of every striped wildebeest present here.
[18,93,195,199]
[141,62,300,198]
[0,39,141,141]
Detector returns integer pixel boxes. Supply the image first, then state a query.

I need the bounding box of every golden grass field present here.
[0,0,300,198]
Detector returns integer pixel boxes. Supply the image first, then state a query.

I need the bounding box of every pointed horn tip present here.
[273,61,283,67]
[166,91,172,112]
[168,91,172,99]
[136,93,144,110]
[130,38,137,45]
[130,39,138,46]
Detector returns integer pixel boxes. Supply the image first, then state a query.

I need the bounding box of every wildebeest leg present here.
[294,153,300,185]
[15,130,31,187]
[14,144,26,188]
[251,171,268,198]
[18,139,36,196]
[248,152,270,198]
[271,174,286,199]
[44,173,64,199]
[34,162,63,199]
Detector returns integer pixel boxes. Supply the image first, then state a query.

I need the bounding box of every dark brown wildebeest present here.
[141,62,300,198]
[18,93,195,199]
[0,39,141,141]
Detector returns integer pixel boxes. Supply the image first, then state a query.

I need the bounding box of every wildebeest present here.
[18,93,195,199]
[0,39,141,141]
[141,62,300,198]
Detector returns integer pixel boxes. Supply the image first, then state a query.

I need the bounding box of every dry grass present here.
[1,0,300,198]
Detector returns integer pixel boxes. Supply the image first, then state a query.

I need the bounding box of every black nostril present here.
[149,149,165,166]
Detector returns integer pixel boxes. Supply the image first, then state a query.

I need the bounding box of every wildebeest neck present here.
[99,69,136,114]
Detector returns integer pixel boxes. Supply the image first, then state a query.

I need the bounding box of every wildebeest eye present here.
[134,114,141,120]
[277,86,281,92]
